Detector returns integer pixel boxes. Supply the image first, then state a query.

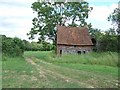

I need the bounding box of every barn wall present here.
[57,44,93,54]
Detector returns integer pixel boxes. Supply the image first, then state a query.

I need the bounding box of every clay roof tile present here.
[57,25,93,45]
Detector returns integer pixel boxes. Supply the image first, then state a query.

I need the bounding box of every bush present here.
[23,40,54,51]
[2,35,25,57]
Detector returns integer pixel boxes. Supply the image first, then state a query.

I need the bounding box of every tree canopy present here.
[2,35,25,57]
[108,2,120,52]
[27,1,93,44]
[108,1,120,34]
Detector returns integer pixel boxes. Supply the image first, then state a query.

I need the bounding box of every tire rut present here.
[26,57,94,88]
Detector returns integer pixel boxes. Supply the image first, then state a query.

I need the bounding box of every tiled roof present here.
[57,25,93,46]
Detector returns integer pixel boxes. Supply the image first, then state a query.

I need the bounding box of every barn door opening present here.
[60,50,62,54]
[83,51,86,54]
[77,51,81,54]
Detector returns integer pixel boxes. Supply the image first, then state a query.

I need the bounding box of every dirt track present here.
[25,57,94,88]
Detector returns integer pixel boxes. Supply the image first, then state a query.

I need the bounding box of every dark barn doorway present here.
[60,50,62,54]
[83,51,86,54]
[77,51,82,54]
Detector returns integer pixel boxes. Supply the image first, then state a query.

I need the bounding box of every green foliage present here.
[89,28,102,39]
[2,35,25,57]
[23,40,54,51]
[89,28,118,52]
[41,41,54,51]
[28,1,92,43]
[98,31,118,52]
[23,41,42,51]
[108,3,120,34]
[98,28,118,52]
[1,34,54,57]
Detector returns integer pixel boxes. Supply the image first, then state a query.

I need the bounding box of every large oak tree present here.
[27,1,93,44]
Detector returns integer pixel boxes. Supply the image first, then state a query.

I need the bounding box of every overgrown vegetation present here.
[24,51,118,67]
[89,28,118,52]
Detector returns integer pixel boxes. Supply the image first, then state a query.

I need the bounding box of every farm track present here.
[25,57,94,88]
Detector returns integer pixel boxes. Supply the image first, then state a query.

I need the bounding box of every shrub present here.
[2,35,25,57]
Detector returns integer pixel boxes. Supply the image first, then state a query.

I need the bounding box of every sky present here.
[0,0,119,42]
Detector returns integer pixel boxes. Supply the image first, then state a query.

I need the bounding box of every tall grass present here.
[2,56,38,88]
[2,56,34,75]
[24,51,48,60]
[50,52,118,67]
[3,51,118,88]
[24,51,118,67]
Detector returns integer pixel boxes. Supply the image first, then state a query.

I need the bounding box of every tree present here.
[108,1,120,53]
[99,28,118,52]
[41,41,54,51]
[108,1,120,34]
[89,28,103,51]
[89,28,118,52]
[89,28,102,39]
[27,1,93,44]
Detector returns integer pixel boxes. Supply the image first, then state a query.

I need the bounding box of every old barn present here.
[57,25,94,54]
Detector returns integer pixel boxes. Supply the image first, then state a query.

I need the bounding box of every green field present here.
[2,51,119,88]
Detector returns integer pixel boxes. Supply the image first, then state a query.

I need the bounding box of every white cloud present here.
[0,0,37,41]
[88,4,117,21]
[87,3,118,30]
[0,6,32,18]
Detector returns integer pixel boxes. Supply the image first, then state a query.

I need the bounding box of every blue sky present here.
[0,0,119,41]
[88,0,119,6]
